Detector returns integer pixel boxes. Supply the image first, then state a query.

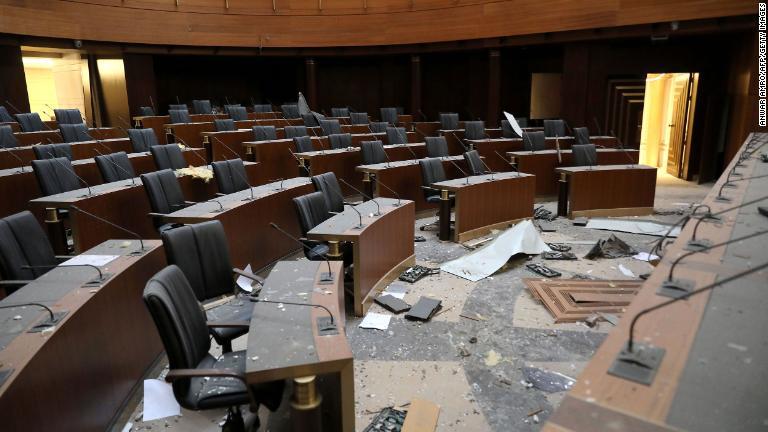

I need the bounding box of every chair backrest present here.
[128,128,160,153]
[328,133,352,150]
[141,169,186,216]
[53,108,83,125]
[419,158,447,199]
[285,125,308,139]
[380,107,398,124]
[319,119,341,136]
[464,150,486,175]
[501,120,521,138]
[311,172,344,214]
[214,119,236,132]
[95,151,136,183]
[293,191,331,236]
[302,113,319,127]
[161,221,235,301]
[0,106,14,123]
[543,119,566,138]
[281,104,300,119]
[573,127,590,145]
[139,106,155,116]
[361,140,387,165]
[31,157,81,196]
[59,123,92,143]
[168,104,187,112]
[386,127,407,145]
[331,107,349,117]
[0,210,58,282]
[227,106,248,121]
[369,121,388,133]
[143,265,211,400]
[212,158,249,194]
[151,144,187,170]
[517,117,529,128]
[168,109,191,124]
[252,126,277,141]
[192,100,212,115]
[0,125,19,149]
[350,112,368,125]
[15,113,46,132]
[293,136,315,153]
[464,121,485,140]
[33,143,73,161]
[425,136,449,158]
[523,131,546,152]
[571,144,598,167]
[253,104,272,113]
[439,113,459,130]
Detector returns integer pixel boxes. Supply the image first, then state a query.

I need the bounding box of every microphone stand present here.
[210,135,256,201]
[494,150,519,177]
[1,145,30,173]
[69,205,146,255]
[287,147,311,176]
[327,182,364,228]
[375,180,401,207]
[22,263,108,285]
[0,302,63,328]
[93,149,136,186]
[446,157,471,185]
[250,298,336,330]
[48,152,93,197]
[270,222,335,283]
[610,129,637,168]
[339,178,381,216]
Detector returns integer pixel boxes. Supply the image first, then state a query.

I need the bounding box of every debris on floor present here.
[359,312,392,330]
[375,295,411,314]
[404,297,442,321]
[363,407,407,432]
[585,234,637,259]
[572,217,589,226]
[401,399,440,432]
[521,366,576,393]
[399,265,439,283]
[526,263,562,278]
[524,279,643,322]
[542,251,577,260]
[143,379,180,421]
[585,218,682,237]
[534,206,556,221]
[547,243,572,252]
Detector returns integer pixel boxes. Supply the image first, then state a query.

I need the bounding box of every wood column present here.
[411,55,422,120]
[487,50,500,127]
[124,54,158,118]
[561,43,591,128]
[0,44,30,113]
[306,58,318,110]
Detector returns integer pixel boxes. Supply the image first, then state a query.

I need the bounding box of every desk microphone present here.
[22,263,108,285]
[327,182,364,228]
[149,96,157,116]
[400,141,420,163]
[445,157,470,185]
[68,205,145,254]
[269,222,335,283]
[339,178,381,216]
[210,136,256,201]
[206,199,225,212]
[92,149,136,186]
[0,302,61,328]
[167,132,208,167]
[117,114,133,129]
[418,109,429,122]
[375,180,401,207]
[286,147,311,176]
[396,127,410,147]
[714,173,768,202]
[450,131,470,152]
[592,116,604,136]
[250,298,336,330]
[610,129,637,168]
[494,150,519,176]
[1,146,29,173]
[48,153,93,197]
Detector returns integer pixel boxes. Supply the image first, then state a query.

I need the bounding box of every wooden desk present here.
[164,122,216,148]
[507,148,640,196]
[440,128,503,155]
[0,240,165,432]
[247,111,280,120]
[296,143,427,196]
[163,177,313,271]
[202,129,287,164]
[411,121,441,137]
[356,156,470,213]
[11,127,123,147]
[0,138,132,170]
[247,260,353,432]
[29,162,259,253]
[546,133,768,432]
[432,172,535,242]
[555,164,657,218]
[133,114,221,144]
[1,121,20,132]
[308,198,415,316]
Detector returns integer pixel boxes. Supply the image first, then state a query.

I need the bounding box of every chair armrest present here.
[215,192,226,197]
[206,320,250,329]
[147,212,167,218]
[165,368,246,384]
[232,268,264,285]
[420,185,438,191]
[0,280,32,286]
[54,255,72,262]
[343,200,362,206]
[329,211,341,215]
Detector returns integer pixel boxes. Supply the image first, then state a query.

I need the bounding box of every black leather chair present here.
[151,144,188,170]
[127,128,160,152]
[143,265,284,427]
[292,192,332,260]
[331,107,350,117]
[212,159,249,194]
[252,126,277,141]
[0,210,67,294]
[31,157,80,196]
[328,133,352,150]
[280,104,300,119]
[386,127,407,145]
[311,172,346,214]
[439,113,459,130]
[573,127,591,145]
[293,136,314,153]
[523,131,546,152]
[141,169,190,231]
[0,106,14,123]
[169,109,191,124]
[418,158,454,231]
[96,151,135,183]
[53,108,83,125]
[464,150,487,175]
[285,126,308,139]
[227,106,248,121]
[320,119,342,136]
[544,119,566,137]
[168,104,187,112]
[361,140,387,165]
[252,104,272,113]
[139,106,155,116]
[380,107,398,125]
[214,119,236,132]
[501,120,521,138]
[425,136,449,158]
[517,117,529,128]
[15,113,46,132]
[0,125,19,149]
[161,221,265,352]
[464,121,485,140]
[59,123,93,143]
[572,144,598,167]
[33,143,73,161]
[369,122,388,133]
[350,112,368,125]
[302,113,319,127]
[192,100,212,115]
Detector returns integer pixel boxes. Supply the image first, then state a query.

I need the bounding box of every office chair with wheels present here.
[95,151,136,183]
[425,136,449,158]
[128,128,160,153]
[140,169,191,232]
[212,159,250,195]
[151,144,188,170]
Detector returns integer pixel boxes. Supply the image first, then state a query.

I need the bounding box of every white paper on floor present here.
[381,282,407,299]
[143,379,180,421]
[618,264,636,278]
[61,254,119,267]
[236,264,255,292]
[585,218,681,237]
[359,312,391,330]
[441,220,551,282]
[633,252,660,261]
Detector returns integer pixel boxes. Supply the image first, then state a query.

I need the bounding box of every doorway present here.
[21,47,91,122]
[639,73,699,179]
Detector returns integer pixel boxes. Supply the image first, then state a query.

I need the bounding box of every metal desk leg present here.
[362,172,374,199]
[439,189,451,241]
[557,172,569,217]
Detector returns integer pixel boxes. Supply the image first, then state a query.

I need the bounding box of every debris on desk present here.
[404,297,442,321]
[547,243,572,252]
[359,312,392,331]
[598,312,620,326]
[632,252,660,262]
[374,295,411,314]
[585,234,637,259]
[362,407,407,432]
[521,366,576,393]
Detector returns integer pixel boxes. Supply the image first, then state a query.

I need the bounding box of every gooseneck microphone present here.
[286,147,311,176]
[270,222,335,283]
[48,152,93,197]
[0,302,58,327]
[375,180,401,207]
[338,178,381,216]
[327,182,364,228]
[494,150,519,176]
[69,205,145,254]
[167,132,209,167]
[445,157,470,185]
[22,264,106,284]
[250,298,336,329]
[93,149,136,186]
[1,145,29,173]
[609,129,638,168]
[450,131,470,152]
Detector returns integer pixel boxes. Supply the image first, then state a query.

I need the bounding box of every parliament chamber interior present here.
[0,1,766,431]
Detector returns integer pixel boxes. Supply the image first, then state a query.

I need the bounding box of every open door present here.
[666,74,696,178]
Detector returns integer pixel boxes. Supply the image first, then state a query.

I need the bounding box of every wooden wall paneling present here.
[486,50,500,127]
[123,53,158,117]
[410,54,422,120]
[560,43,591,128]
[0,44,30,114]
